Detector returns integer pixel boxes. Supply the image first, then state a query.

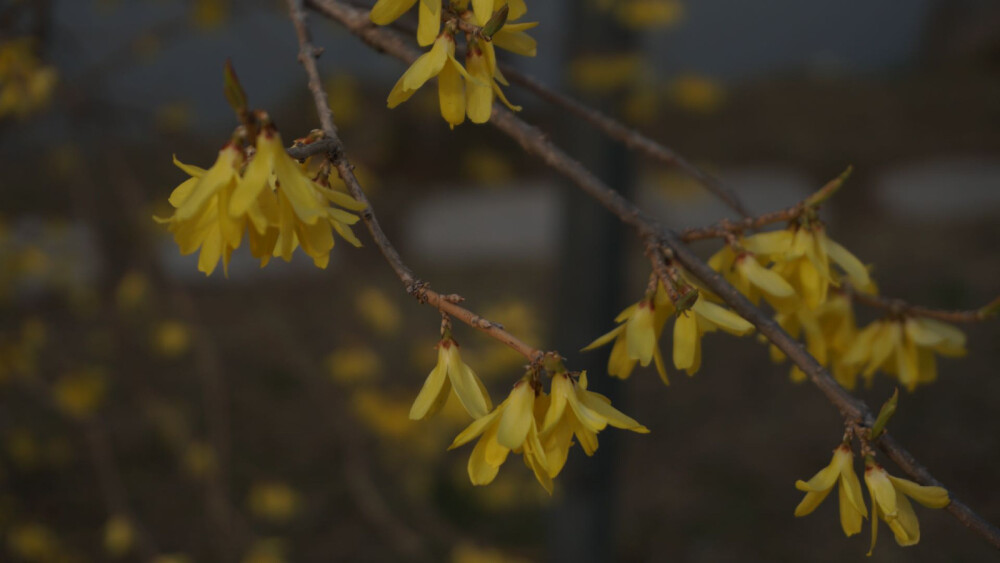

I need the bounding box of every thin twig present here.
[288,0,545,363]
[499,67,753,220]
[304,0,1000,549]
[847,289,999,324]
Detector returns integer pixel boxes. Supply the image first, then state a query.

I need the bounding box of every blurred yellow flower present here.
[182,440,218,479]
[354,389,414,440]
[669,74,725,113]
[326,346,381,383]
[152,320,192,358]
[104,515,134,557]
[8,523,59,560]
[115,271,150,312]
[0,39,57,119]
[570,53,644,93]
[615,0,684,30]
[242,539,289,563]
[451,542,531,563]
[248,482,300,523]
[843,316,965,391]
[192,0,229,30]
[356,287,402,336]
[52,368,107,419]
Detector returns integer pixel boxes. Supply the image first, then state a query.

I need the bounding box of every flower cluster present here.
[411,344,647,492]
[707,215,967,391]
[794,443,949,552]
[371,0,537,127]
[584,281,755,384]
[155,122,365,276]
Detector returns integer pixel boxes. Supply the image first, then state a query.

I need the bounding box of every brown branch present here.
[499,67,753,220]
[288,0,544,363]
[304,0,1000,549]
[847,289,999,324]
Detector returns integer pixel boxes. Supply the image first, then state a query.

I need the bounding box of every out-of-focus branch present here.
[304,0,1000,549]
[288,0,546,363]
[499,67,753,220]
[847,289,1000,324]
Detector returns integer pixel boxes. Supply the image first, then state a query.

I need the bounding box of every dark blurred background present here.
[0,0,998,561]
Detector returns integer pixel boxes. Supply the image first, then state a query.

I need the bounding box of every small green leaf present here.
[673,288,699,314]
[979,296,1000,320]
[481,4,509,40]
[804,165,853,208]
[223,59,248,116]
[870,388,898,440]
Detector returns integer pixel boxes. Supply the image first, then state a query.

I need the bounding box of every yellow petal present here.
[692,299,753,336]
[409,359,449,420]
[838,483,864,537]
[496,382,534,449]
[825,237,871,288]
[445,345,490,418]
[672,312,699,372]
[582,324,624,351]
[437,58,465,128]
[578,388,648,433]
[887,492,920,547]
[450,406,503,450]
[865,463,898,519]
[370,0,417,24]
[888,476,950,509]
[416,0,441,47]
[625,300,657,365]
[737,256,795,298]
[402,34,451,92]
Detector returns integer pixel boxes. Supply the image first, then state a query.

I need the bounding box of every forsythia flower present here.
[155,143,246,276]
[583,284,673,383]
[157,126,365,275]
[585,284,754,380]
[842,317,966,391]
[864,459,949,553]
[540,371,648,482]
[770,292,861,387]
[671,295,755,375]
[375,0,536,126]
[449,377,549,490]
[410,336,493,420]
[794,444,867,537]
[709,245,796,311]
[743,223,872,310]
[449,371,647,492]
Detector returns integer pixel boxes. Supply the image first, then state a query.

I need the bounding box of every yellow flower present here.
[370,0,441,47]
[842,317,965,391]
[744,223,872,310]
[387,33,482,129]
[709,245,796,311]
[672,295,754,375]
[410,336,493,420]
[583,284,674,384]
[230,128,365,268]
[769,293,860,387]
[539,372,648,481]
[794,444,867,537]
[864,459,949,553]
[449,377,549,490]
[155,143,246,276]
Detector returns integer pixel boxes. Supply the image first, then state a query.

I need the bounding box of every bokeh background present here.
[1,0,999,561]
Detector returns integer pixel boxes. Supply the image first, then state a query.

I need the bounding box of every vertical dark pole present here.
[547,3,634,562]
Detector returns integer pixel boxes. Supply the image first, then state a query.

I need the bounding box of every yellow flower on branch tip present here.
[540,371,648,480]
[864,459,949,553]
[743,224,873,310]
[842,317,965,391]
[794,444,867,537]
[231,128,364,268]
[583,284,674,384]
[449,377,550,491]
[410,336,493,420]
[672,296,754,376]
